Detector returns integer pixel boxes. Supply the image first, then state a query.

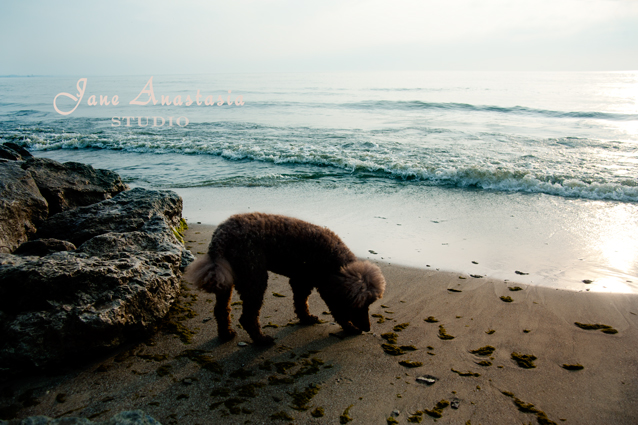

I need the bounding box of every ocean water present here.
[1,72,637,292]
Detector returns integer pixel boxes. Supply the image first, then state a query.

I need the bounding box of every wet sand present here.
[1,223,637,424]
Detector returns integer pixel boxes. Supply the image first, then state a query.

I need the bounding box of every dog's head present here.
[334,261,386,332]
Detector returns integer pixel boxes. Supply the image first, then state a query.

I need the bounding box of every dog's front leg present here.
[290,278,320,325]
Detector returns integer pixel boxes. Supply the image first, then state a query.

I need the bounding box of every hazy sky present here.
[1,0,637,75]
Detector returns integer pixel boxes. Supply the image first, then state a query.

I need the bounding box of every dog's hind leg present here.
[214,287,236,341]
[290,278,320,325]
[237,272,275,346]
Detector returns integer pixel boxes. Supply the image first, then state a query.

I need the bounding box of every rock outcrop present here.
[21,157,128,215]
[0,162,48,253]
[0,151,193,374]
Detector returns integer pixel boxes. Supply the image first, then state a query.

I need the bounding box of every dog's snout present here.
[351,309,371,332]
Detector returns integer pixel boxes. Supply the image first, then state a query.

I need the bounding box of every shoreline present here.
[174,187,638,295]
[2,224,637,424]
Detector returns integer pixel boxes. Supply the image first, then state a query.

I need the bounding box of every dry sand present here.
[2,223,637,424]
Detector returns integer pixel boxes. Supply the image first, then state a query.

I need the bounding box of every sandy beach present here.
[1,223,637,424]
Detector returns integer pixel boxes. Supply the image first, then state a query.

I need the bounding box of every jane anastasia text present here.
[52,77,245,124]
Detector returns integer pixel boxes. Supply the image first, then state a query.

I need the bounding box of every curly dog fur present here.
[184,212,386,345]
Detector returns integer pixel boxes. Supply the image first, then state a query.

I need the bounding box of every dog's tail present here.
[340,261,386,308]
[183,252,234,293]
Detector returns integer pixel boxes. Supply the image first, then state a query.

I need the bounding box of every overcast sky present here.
[1,0,637,75]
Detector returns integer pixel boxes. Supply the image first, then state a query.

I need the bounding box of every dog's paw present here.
[218,329,237,341]
[342,325,363,335]
[253,335,276,346]
[299,315,320,325]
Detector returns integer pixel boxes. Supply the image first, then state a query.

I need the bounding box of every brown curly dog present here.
[184,212,386,345]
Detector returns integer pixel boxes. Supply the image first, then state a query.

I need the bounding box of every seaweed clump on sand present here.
[561,364,584,371]
[288,383,321,411]
[501,391,557,425]
[451,368,480,377]
[161,283,199,343]
[508,286,523,291]
[500,296,514,303]
[470,345,495,356]
[178,349,223,374]
[384,344,402,357]
[293,357,325,378]
[511,352,537,369]
[311,407,325,417]
[424,316,439,323]
[393,323,410,332]
[421,400,451,418]
[438,325,455,340]
[426,399,450,418]
[574,322,618,334]
[381,332,398,344]
[270,411,295,421]
[399,360,423,368]
[340,404,354,424]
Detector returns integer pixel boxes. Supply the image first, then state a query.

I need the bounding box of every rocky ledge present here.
[0,144,193,374]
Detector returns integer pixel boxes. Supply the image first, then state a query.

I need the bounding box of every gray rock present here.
[0,185,192,372]
[0,162,49,253]
[0,410,161,425]
[36,188,183,246]
[1,142,32,160]
[0,147,22,161]
[0,249,181,369]
[13,239,77,257]
[21,158,128,215]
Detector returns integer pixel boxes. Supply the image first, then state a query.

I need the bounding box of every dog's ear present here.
[340,261,386,308]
